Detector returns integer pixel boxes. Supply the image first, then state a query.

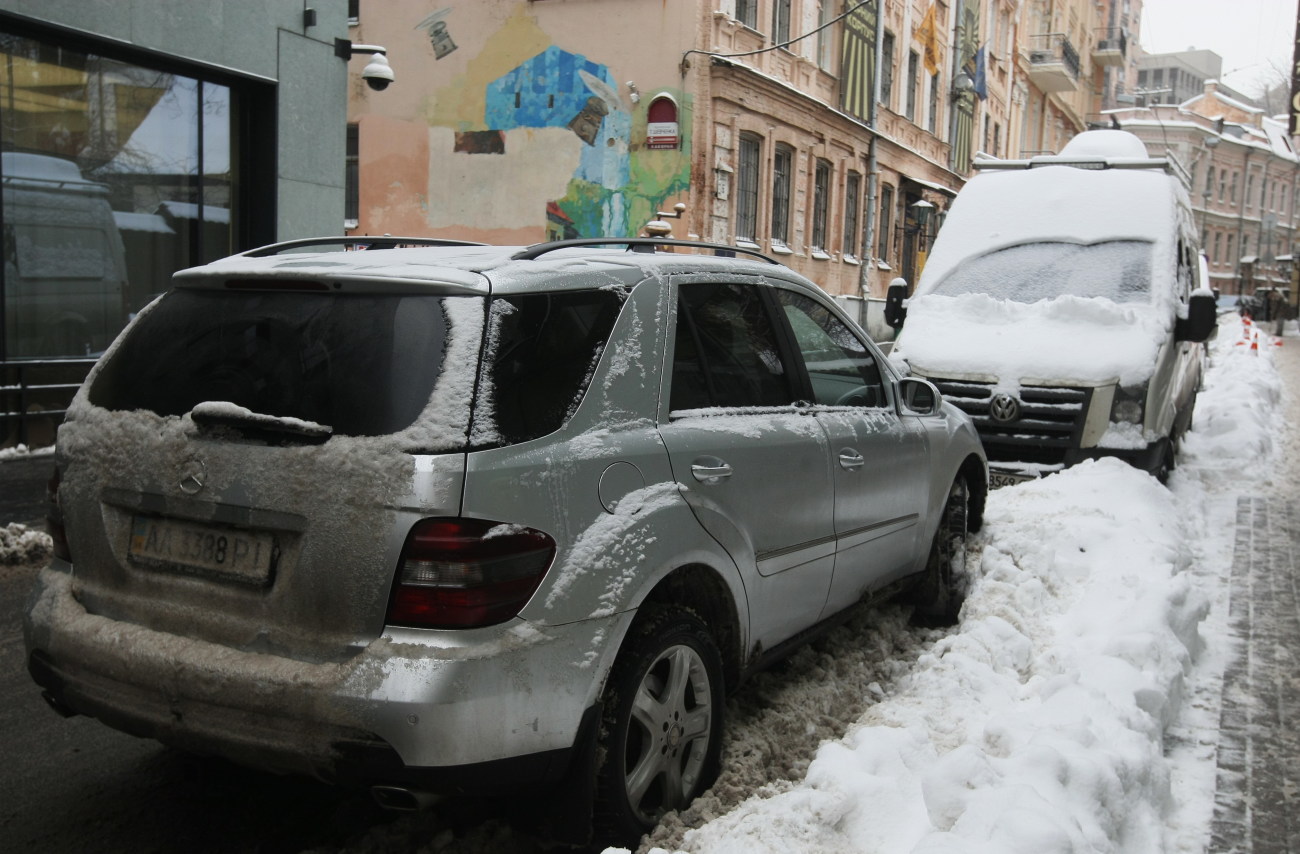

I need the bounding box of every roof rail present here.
[973,152,1180,176]
[511,237,780,264]
[241,236,488,257]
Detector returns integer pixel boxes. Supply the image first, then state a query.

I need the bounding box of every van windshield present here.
[930,240,1154,304]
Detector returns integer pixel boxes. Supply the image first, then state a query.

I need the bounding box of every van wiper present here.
[190,402,333,444]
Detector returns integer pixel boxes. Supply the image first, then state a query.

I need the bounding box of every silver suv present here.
[25,237,986,846]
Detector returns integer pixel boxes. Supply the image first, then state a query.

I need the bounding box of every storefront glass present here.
[0,31,233,358]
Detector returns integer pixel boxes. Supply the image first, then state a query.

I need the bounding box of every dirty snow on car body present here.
[623,317,1280,854]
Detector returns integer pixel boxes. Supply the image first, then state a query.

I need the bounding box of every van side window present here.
[1176,239,1192,299]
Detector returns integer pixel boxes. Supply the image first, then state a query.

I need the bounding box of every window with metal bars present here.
[736,133,761,242]
[772,145,793,246]
[843,172,861,258]
[811,159,831,251]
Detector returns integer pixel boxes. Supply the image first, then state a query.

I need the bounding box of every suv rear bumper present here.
[24,564,627,788]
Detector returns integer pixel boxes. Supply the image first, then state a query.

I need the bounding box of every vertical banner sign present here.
[951,1,981,173]
[840,1,878,122]
[1292,5,1300,135]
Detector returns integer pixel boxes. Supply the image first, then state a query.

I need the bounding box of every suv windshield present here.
[931,240,1154,304]
[90,289,463,438]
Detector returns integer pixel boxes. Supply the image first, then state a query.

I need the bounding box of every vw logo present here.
[988,393,1021,424]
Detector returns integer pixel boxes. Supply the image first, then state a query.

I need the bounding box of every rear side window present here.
[89,289,461,438]
[471,289,625,447]
[670,282,794,411]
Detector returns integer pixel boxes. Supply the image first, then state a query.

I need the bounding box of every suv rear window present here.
[89,289,464,438]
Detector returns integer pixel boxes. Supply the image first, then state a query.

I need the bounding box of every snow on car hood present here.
[894,291,1171,387]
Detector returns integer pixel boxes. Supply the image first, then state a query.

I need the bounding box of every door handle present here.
[691,461,733,484]
[838,449,865,470]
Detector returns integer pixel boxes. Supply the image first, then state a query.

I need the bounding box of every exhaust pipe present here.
[371,785,441,811]
[41,690,79,718]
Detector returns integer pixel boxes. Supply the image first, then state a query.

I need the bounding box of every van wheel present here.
[909,477,969,626]
[593,606,723,848]
[1149,438,1175,484]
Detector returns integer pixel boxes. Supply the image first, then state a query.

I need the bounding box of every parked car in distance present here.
[25,236,986,847]
[886,130,1216,487]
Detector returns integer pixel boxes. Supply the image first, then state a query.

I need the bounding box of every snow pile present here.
[1176,319,1284,482]
[0,522,52,566]
[657,459,1203,854]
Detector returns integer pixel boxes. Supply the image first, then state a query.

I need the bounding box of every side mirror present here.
[1176,290,1216,343]
[884,279,909,329]
[898,377,942,416]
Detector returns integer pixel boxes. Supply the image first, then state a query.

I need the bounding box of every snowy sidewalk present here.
[1210,496,1300,854]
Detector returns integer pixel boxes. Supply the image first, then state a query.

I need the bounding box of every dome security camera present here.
[361,53,394,91]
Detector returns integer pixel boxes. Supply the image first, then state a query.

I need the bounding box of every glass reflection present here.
[0,33,232,358]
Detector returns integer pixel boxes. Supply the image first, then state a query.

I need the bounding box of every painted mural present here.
[424,7,690,240]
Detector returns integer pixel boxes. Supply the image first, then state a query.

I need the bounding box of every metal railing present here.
[1093,27,1128,57]
[1,359,97,449]
[1026,33,1081,81]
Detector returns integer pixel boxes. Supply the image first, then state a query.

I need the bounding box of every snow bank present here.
[659,459,1204,854]
[0,522,51,566]
[1177,318,1284,480]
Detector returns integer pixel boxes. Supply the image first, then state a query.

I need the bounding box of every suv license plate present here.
[129,516,275,585]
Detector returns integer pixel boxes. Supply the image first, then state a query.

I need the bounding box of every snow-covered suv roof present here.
[172,237,797,295]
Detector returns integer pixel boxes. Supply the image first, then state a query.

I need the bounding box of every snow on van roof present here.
[917,165,1180,298]
[1057,128,1150,158]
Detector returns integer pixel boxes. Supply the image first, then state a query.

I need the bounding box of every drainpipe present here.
[1235,146,1253,294]
[947,0,965,170]
[860,1,885,306]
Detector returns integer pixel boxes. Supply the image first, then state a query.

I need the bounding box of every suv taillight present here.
[386,518,556,630]
[46,467,71,562]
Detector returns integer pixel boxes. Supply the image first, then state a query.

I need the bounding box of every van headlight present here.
[1110,386,1145,425]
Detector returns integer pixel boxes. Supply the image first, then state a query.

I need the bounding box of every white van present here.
[885,130,1216,486]
[2,152,129,357]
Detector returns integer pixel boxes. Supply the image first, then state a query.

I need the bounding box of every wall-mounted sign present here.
[646,95,679,149]
[647,121,678,149]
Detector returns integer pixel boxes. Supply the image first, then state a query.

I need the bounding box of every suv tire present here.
[593,605,724,847]
[909,476,969,625]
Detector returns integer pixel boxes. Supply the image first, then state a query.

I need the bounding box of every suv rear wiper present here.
[190,402,333,444]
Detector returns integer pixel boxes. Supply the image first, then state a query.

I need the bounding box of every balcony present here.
[1026,33,1080,92]
[1092,27,1127,68]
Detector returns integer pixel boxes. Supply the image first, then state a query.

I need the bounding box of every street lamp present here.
[911,199,936,240]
